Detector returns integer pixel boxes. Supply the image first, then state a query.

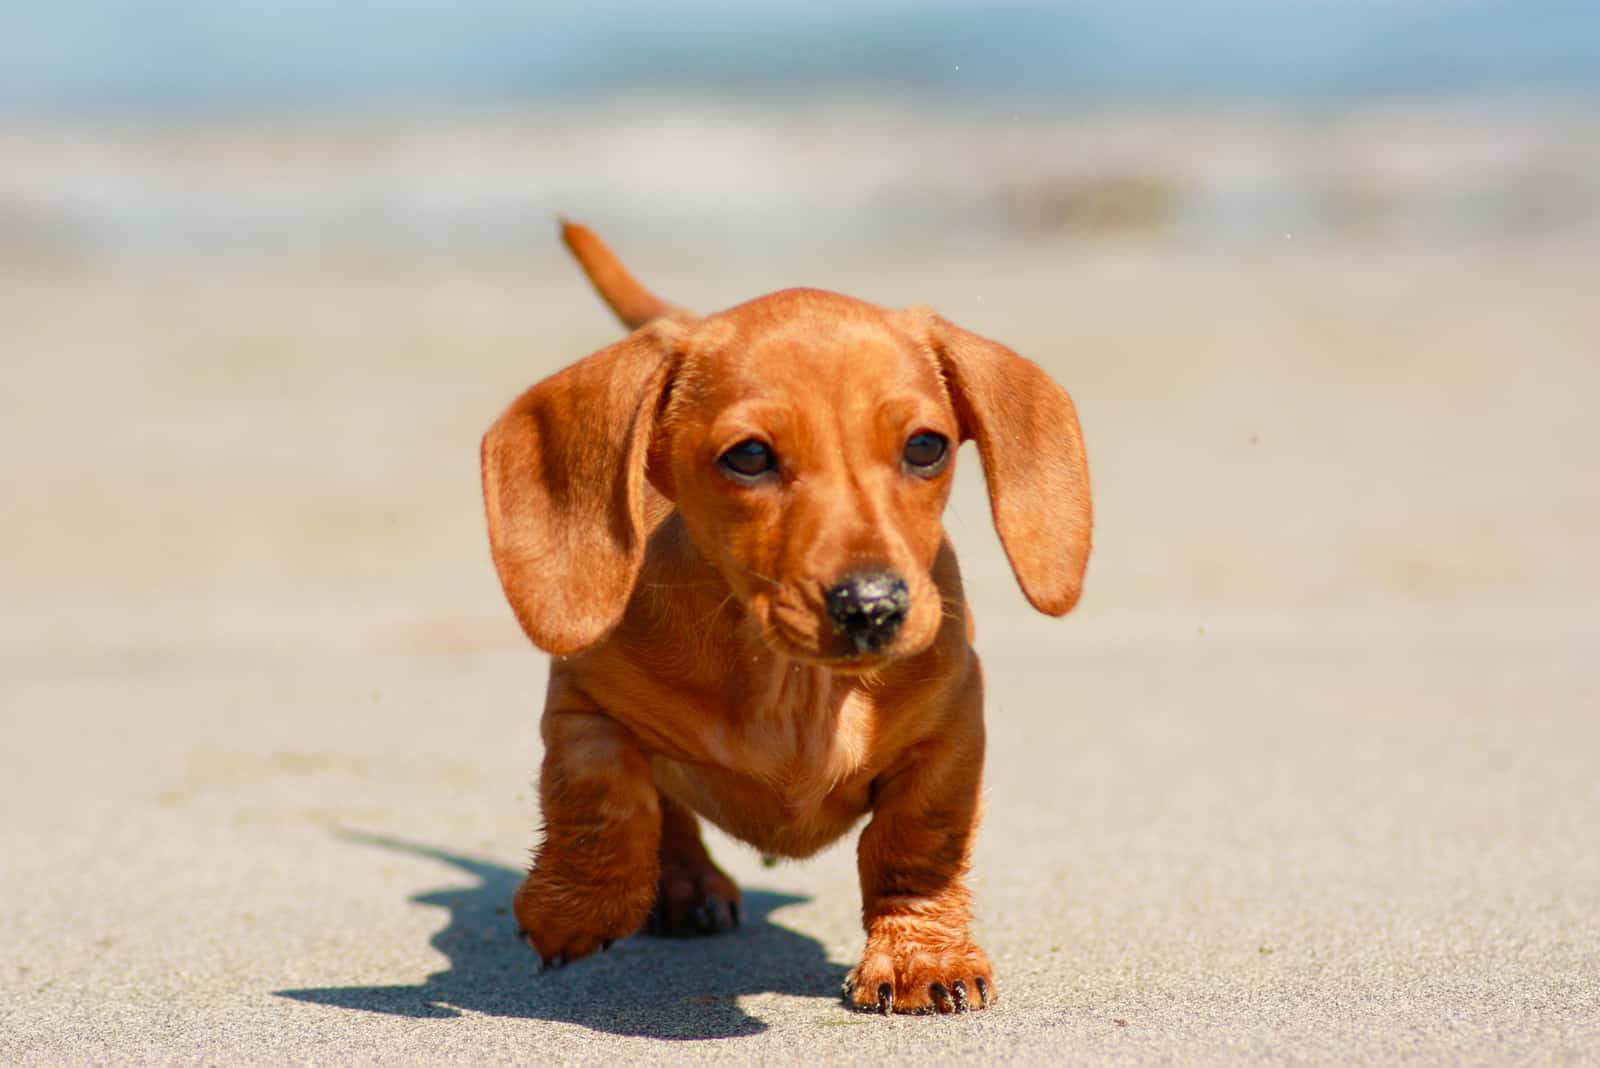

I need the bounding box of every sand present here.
[2,230,1598,1064]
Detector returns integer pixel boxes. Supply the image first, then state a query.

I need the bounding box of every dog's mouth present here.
[753,582,913,672]
[763,629,899,674]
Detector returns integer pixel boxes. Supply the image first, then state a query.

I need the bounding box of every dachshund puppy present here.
[481,222,1091,1015]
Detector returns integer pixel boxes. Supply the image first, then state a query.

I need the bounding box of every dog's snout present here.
[825,570,910,654]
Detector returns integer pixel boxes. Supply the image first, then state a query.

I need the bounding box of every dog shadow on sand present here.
[276,830,850,1039]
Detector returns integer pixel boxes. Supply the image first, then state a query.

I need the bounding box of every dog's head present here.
[482,288,1090,667]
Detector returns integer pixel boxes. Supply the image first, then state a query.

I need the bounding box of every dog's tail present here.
[560,219,690,330]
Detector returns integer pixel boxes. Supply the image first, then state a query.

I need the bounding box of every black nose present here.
[825,569,910,654]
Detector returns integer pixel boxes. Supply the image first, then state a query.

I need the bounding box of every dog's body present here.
[481,223,1090,1014]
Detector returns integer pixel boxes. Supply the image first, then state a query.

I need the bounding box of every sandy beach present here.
[2,105,1598,1063]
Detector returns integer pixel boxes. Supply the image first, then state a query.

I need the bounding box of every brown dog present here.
[481,222,1091,1015]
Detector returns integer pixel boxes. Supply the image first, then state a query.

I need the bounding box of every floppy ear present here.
[915,311,1092,615]
[481,322,679,655]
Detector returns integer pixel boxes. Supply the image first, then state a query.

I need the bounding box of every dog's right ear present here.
[481,321,680,655]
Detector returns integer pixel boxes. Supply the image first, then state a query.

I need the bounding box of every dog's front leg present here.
[845,694,994,1015]
[514,688,661,969]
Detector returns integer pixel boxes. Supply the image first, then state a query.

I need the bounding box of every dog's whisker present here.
[689,590,740,631]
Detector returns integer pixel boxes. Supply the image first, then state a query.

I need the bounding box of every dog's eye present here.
[902,431,949,474]
[719,439,776,480]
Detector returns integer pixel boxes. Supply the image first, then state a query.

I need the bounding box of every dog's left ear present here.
[481,321,680,655]
[907,309,1092,615]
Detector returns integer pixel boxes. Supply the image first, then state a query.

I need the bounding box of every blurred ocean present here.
[3,1,1599,255]
[5,0,1600,116]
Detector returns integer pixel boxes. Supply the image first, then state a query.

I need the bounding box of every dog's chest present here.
[739,663,872,779]
[751,702,869,797]
[654,670,880,855]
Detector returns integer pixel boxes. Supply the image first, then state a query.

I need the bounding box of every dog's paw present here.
[513,873,651,970]
[842,933,995,1015]
[645,863,742,937]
